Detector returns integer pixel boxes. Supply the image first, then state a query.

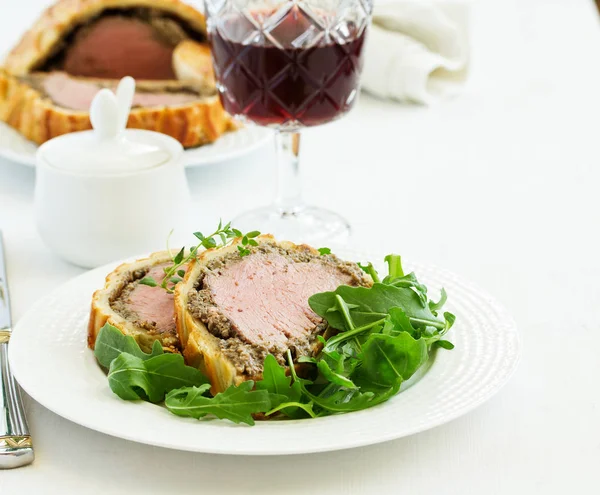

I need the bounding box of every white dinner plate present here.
[9,249,520,455]
[0,122,273,168]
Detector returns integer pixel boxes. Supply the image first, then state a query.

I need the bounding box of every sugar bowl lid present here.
[39,77,172,174]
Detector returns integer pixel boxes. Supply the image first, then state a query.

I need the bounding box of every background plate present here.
[0,122,273,168]
[8,249,520,455]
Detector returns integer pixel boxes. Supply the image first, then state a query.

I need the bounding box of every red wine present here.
[209,9,368,127]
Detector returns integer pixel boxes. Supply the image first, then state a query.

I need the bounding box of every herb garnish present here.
[139,220,261,292]
[95,251,456,425]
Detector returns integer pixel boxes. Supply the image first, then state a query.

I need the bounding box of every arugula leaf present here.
[94,323,163,367]
[266,400,316,418]
[255,355,302,408]
[318,247,331,255]
[309,283,445,333]
[375,255,430,304]
[429,288,448,313]
[384,254,404,279]
[340,339,362,358]
[384,272,429,306]
[289,349,385,415]
[255,355,318,419]
[384,307,417,337]
[359,333,428,387]
[443,311,456,331]
[333,294,359,328]
[165,381,271,425]
[107,352,209,403]
[301,385,376,413]
[358,262,381,283]
[341,379,403,404]
[433,340,455,350]
[107,354,156,401]
[317,360,358,389]
[300,382,401,414]
[321,319,385,355]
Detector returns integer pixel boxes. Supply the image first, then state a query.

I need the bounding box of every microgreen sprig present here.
[234,229,260,257]
[139,220,260,292]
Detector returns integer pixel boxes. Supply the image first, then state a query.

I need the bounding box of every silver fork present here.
[0,231,34,468]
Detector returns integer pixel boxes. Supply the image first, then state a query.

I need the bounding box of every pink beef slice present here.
[124,265,176,334]
[112,263,186,341]
[62,16,176,80]
[200,248,365,351]
[41,72,199,111]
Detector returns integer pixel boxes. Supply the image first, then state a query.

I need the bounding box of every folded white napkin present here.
[361,1,470,104]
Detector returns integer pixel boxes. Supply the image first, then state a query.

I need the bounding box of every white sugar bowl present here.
[35,77,191,268]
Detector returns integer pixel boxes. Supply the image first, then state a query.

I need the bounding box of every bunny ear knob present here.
[116,76,135,133]
[90,77,135,139]
[90,89,120,140]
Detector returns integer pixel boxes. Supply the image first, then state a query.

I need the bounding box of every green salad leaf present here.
[384,254,404,279]
[358,262,381,283]
[165,382,271,425]
[317,359,358,389]
[254,354,316,419]
[94,324,163,368]
[359,332,428,387]
[309,283,444,334]
[255,355,302,407]
[95,323,208,403]
[300,386,376,413]
[108,352,209,403]
[384,307,418,337]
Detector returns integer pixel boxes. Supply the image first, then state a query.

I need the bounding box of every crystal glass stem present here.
[275,131,304,214]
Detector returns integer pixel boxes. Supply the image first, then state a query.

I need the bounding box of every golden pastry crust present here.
[173,40,215,90]
[4,0,207,76]
[88,251,181,354]
[0,70,231,147]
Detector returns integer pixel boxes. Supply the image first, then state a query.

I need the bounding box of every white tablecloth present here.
[1,0,600,493]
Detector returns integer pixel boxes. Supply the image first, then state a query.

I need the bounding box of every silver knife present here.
[0,232,34,468]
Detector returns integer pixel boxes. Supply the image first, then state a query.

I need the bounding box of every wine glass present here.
[203,0,374,243]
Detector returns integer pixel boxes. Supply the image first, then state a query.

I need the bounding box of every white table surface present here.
[2,0,600,493]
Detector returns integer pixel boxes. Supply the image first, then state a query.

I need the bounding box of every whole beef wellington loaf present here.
[88,251,184,354]
[174,236,373,393]
[0,0,232,147]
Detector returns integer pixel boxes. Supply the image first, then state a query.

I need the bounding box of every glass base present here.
[233,205,351,245]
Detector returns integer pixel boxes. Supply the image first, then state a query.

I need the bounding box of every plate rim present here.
[0,122,273,169]
[8,252,521,455]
